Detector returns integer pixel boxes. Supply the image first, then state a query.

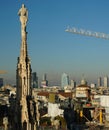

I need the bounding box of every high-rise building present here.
[98,77,102,87]
[0,78,3,87]
[61,73,69,88]
[32,72,38,88]
[13,4,38,130]
[71,80,76,89]
[104,76,108,87]
[41,73,48,87]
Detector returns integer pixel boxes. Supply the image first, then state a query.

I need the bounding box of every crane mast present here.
[65,26,109,40]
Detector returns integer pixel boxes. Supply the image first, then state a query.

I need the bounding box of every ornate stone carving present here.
[18,4,28,38]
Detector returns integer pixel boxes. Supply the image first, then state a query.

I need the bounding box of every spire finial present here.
[18,4,28,38]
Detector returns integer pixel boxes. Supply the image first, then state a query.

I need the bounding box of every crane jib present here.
[65,27,109,40]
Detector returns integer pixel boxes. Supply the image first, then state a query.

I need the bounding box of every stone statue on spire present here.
[18,4,28,37]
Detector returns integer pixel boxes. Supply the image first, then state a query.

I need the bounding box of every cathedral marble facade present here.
[11,4,38,130]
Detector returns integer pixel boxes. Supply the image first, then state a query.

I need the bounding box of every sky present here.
[1,0,109,86]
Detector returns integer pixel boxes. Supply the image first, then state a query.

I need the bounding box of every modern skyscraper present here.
[14,4,37,130]
[41,73,48,87]
[71,80,76,89]
[32,72,38,88]
[0,78,3,87]
[104,76,108,87]
[98,77,102,87]
[61,73,69,88]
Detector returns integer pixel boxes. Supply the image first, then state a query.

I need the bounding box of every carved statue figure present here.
[30,100,34,118]
[18,4,28,34]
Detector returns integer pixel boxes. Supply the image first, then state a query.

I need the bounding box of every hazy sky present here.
[1,0,109,86]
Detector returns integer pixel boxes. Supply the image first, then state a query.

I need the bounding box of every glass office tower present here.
[61,73,69,88]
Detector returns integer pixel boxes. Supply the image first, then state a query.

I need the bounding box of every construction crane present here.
[65,26,109,40]
[0,70,7,74]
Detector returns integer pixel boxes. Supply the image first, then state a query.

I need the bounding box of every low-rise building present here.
[75,79,91,102]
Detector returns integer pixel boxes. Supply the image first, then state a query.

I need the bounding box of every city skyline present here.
[1,1,109,85]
